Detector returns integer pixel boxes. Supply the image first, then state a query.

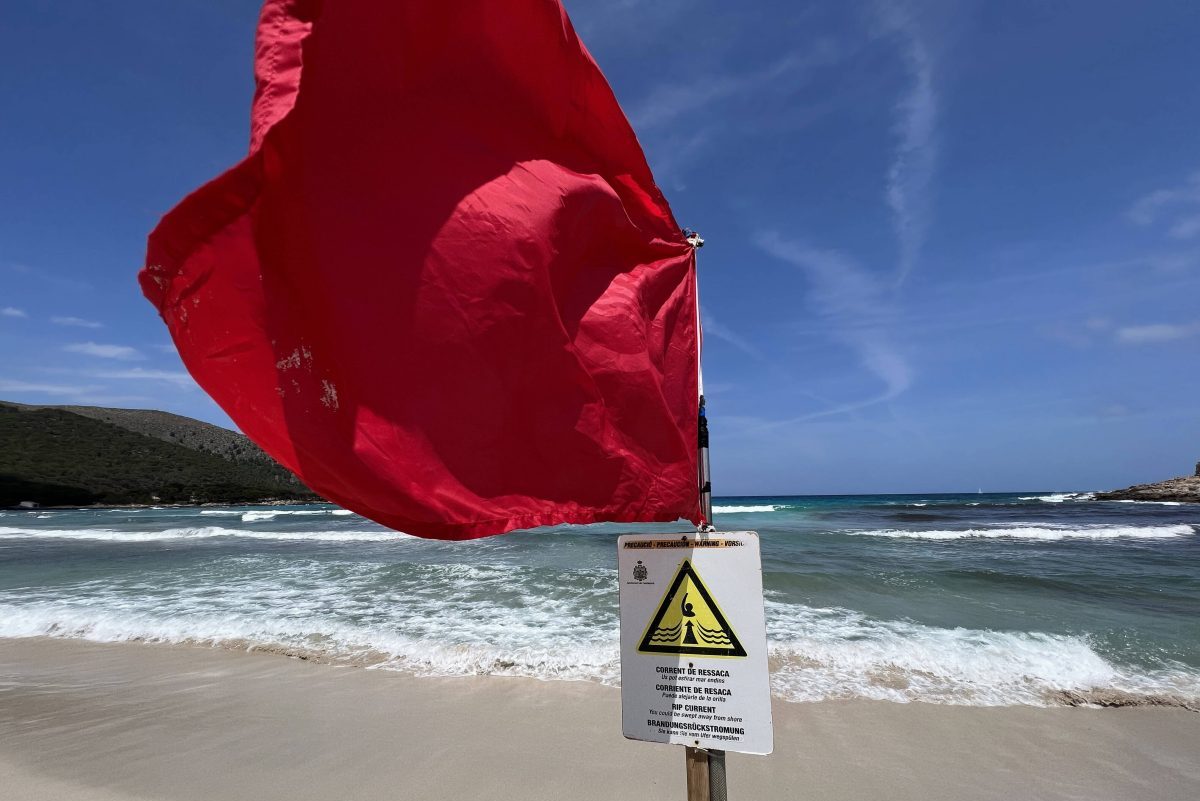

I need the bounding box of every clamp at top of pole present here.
[684,228,705,249]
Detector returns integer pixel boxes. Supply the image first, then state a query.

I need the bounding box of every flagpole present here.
[684,229,728,801]
[689,228,712,530]
[699,394,713,527]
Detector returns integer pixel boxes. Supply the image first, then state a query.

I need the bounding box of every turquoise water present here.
[1,492,1197,706]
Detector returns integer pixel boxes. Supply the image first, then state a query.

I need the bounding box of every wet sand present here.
[1,638,1197,800]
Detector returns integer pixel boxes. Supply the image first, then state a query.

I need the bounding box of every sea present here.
[1,493,1197,708]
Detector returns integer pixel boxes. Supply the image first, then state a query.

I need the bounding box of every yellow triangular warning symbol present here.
[637,560,746,658]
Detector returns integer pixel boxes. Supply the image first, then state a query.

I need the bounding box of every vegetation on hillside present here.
[0,404,319,507]
[49,404,290,469]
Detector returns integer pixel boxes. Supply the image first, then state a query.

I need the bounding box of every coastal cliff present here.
[1094,463,1200,503]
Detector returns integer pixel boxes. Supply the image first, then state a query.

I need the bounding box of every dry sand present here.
[1,638,1197,801]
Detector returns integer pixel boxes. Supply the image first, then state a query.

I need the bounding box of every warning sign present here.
[638,561,746,658]
[618,531,773,755]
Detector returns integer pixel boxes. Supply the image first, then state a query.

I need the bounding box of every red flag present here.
[141,0,700,539]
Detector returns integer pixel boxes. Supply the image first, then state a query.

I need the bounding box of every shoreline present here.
[4,632,1197,712]
[2,638,1199,800]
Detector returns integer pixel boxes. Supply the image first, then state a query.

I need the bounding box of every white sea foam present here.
[1018,492,1096,503]
[764,602,1200,706]
[713,505,781,514]
[2,585,1196,707]
[849,524,1193,541]
[242,511,287,522]
[0,526,411,542]
[0,602,622,685]
[199,508,356,522]
[1115,500,1184,507]
[0,561,622,685]
[241,509,342,522]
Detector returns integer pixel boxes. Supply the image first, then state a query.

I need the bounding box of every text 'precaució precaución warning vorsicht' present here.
[617,531,773,755]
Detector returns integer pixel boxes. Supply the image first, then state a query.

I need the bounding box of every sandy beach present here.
[0,639,1196,801]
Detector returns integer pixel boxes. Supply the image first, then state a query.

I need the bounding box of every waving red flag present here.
[140,0,700,539]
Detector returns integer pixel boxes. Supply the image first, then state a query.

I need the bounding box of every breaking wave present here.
[0,526,412,543]
[200,509,356,522]
[713,505,781,514]
[2,590,1197,708]
[764,602,1200,707]
[0,562,621,685]
[1018,492,1096,503]
[848,525,1194,541]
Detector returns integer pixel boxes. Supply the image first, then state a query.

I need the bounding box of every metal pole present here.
[699,394,713,527]
[697,392,727,800]
[688,228,713,533]
[685,230,728,801]
[709,750,727,801]
[685,391,713,801]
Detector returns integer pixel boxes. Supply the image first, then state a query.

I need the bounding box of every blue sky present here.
[2,0,1198,495]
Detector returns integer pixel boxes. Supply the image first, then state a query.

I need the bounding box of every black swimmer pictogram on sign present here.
[637,560,746,658]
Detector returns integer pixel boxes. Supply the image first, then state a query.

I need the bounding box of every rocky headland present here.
[1094,463,1200,503]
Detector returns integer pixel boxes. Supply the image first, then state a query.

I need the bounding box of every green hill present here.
[37,403,285,467]
[0,401,319,507]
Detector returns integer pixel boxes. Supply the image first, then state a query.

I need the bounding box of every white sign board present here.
[617,531,773,755]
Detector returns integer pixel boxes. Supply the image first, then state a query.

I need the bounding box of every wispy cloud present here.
[755,231,913,421]
[1170,215,1200,240]
[570,0,691,47]
[64,342,144,361]
[0,379,102,396]
[1128,172,1200,239]
[701,306,765,361]
[643,129,713,192]
[1,306,27,318]
[63,394,157,407]
[629,42,841,131]
[1038,316,1113,349]
[89,368,195,388]
[2,261,92,291]
[873,2,940,284]
[1115,321,1200,344]
[51,316,104,329]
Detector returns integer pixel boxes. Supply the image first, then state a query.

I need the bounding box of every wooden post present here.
[686,746,711,801]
